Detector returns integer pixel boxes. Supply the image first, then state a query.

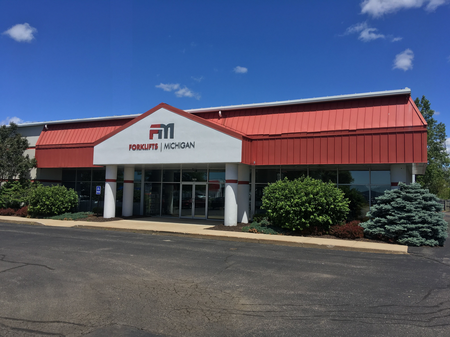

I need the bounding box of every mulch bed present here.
[208,223,378,242]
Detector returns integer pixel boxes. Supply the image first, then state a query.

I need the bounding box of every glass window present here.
[339,185,370,221]
[144,183,161,216]
[62,169,76,182]
[116,183,123,203]
[281,167,307,180]
[161,183,180,216]
[92,169,105,182]
[134,169,142,183]
[208,169,225,182]
[339,170,369,185]
[116,168,124,182]
[145,169,161,182]
[208,180,225,220]
[162,169,180,182]
[309,169,337,183]
[255,169,279,183]
[182,169,207,182]
[62,182,75,190]
[254,184,268,214]
[371,171,390,185]
[77,169,91,182]
[371,185,391,204]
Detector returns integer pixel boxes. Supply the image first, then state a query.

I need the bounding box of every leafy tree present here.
[0,122,36,182]
[415,96,450,198]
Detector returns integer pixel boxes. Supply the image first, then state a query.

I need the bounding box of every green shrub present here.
[28,185,78,217]
[242,219,283,235]
[262,177,350,231]
[360,183,448,246]
[49,212,93,220]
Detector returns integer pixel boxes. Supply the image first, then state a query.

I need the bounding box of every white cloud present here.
[1,116,24,125]
[191,76,204,82]
[393,49,414,71]
[447,55,450,62]
[175,87,200,99]
[2,23,37,42]
[391,36,403,42]
[434,111,440,116]
[155,83,200,99]
[426,0,448,11]
[361,0,449,17]
[233,66,248,74]
[446,138,450,153]
[155,83,180,92]
[344,22,385,42]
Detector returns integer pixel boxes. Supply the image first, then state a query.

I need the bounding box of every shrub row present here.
[0,206,28,217]
[0,181,78,218]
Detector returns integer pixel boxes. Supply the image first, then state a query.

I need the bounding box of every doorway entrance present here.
[181,183,207,218]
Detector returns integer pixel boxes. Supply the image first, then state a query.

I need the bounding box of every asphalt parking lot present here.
[0,221,449,336]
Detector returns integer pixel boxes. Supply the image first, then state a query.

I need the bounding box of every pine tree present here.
[361,183,448,246]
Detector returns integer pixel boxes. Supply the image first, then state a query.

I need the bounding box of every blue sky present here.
[1,1,449,136]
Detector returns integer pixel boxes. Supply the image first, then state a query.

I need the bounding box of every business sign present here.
[96,186,101,195]
[93,106,242,165]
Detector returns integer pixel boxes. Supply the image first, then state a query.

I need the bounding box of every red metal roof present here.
[34,94,427,168]
[36,119,132,148]
[194,95,426,136]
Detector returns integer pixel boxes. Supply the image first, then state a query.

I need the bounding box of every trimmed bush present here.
[361,183,448,246]
[0,208,15,216]
[262,177,350,231]
[15,206,28,217]
[28,185,78,217]
[330,220,364,239]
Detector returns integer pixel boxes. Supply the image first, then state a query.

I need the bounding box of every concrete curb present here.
[0,216,408,255]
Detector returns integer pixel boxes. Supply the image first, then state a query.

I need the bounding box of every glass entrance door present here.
[181,183,207,218]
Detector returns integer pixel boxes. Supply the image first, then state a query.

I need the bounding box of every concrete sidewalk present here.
[0,215,408,255]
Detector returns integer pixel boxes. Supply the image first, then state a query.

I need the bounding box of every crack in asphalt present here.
[0,254,54,274]
[0,321,64,336]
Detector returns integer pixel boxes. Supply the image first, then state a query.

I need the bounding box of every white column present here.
[122,166,134,217]
[225,163,238,226]
[104,165,117,218]
[238,164,250,224]
[390,164,407,190]
[250,166,256,219]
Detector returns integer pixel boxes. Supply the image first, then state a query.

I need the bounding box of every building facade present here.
[18,88,428,225]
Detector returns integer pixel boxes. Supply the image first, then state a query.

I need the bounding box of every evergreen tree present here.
[361,183,448,246]
[415,96,450,198]
[0,122,36,182]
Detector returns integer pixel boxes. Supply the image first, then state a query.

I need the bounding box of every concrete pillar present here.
[390,164,408,190]
[122,166,134,217]
[104,165,117,218]
[224,163,238,226]
[238,164,250,224]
